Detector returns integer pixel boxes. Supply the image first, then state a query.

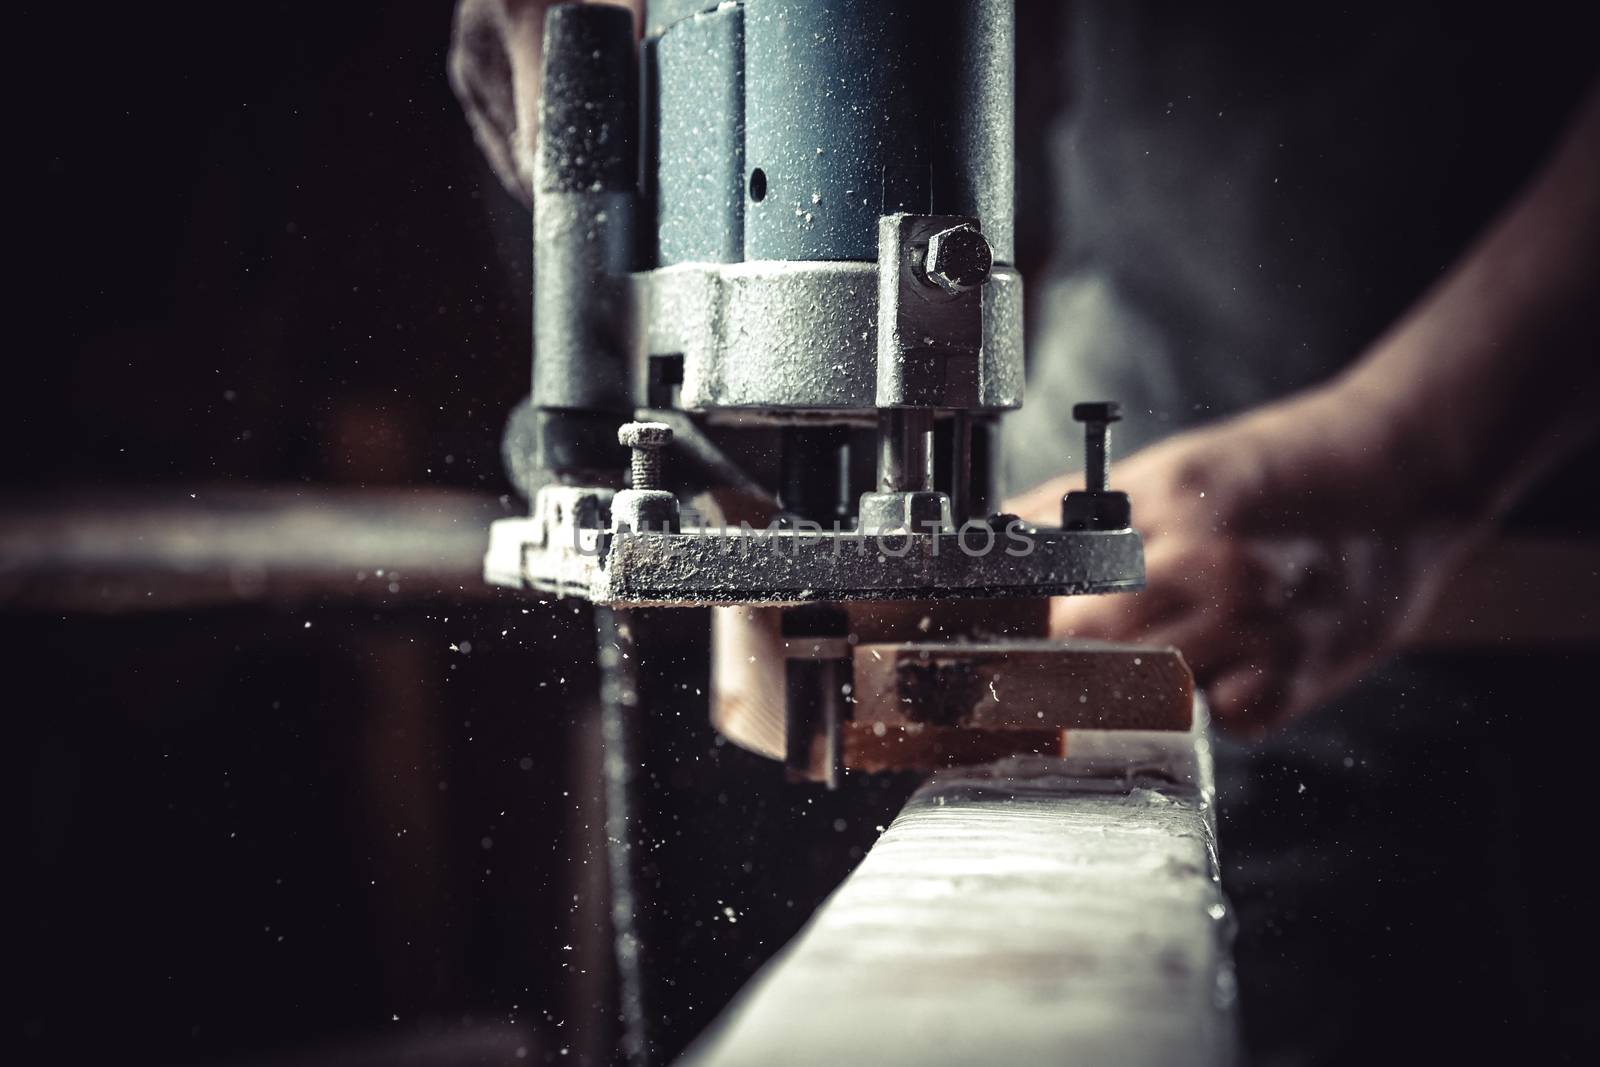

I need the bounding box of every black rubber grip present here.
[538,4,638,193]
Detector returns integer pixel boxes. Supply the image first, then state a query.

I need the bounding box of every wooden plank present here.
[712,608,1193,768]
[682,713,1237,1067]
[841,722,1065,773]
[842,598,1049,641]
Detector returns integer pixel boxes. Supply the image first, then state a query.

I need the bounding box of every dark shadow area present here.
[10,3,1600,1066]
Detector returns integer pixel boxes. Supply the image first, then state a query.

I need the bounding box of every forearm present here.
[1341,82,1600,525]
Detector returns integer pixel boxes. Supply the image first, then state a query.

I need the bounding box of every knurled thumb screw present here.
[618,421,673,490]
[1072,402,1121,492]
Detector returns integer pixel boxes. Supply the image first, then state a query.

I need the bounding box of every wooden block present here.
[842,722,1066,774]
[710,602,1055,761]
[842,598,1049,642]
[852,640,1193,732]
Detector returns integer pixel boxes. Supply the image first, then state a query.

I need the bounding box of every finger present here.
[1139,611,1281,685]
[1227,536,1347,616]
[1002,445,1173,528]
[1202,605,1316,734]
[1003,473,1081,526]
[1205,662,1291,737]
[1050,589,1164,641]
[1048,534,1212,640]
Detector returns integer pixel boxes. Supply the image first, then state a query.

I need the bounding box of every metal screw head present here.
[617,421,673,450]
[925,225,993,293]
[1072,401,1122,425]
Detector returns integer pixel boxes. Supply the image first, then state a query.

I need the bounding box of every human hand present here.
[448,0,548,206]
[1008,382,1488,734]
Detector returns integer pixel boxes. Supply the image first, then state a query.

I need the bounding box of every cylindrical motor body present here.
[647,0,1014,266]
[637,0,1022,422]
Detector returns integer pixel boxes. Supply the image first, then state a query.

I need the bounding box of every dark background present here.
[11,3,909,1064]
[9,2,1600,1066]
[8,3,525,492]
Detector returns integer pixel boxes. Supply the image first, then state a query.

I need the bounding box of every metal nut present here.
[857,490,954,535]
[925,225,993,293]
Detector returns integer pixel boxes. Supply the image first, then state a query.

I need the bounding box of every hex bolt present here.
[924,224,993,293]
[1072,401,1122,492]
[617,421,673,490]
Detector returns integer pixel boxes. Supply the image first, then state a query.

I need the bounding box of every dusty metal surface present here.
[486,510,1144,606]
[632,261,1024,414]
[682,715,1237,1067]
